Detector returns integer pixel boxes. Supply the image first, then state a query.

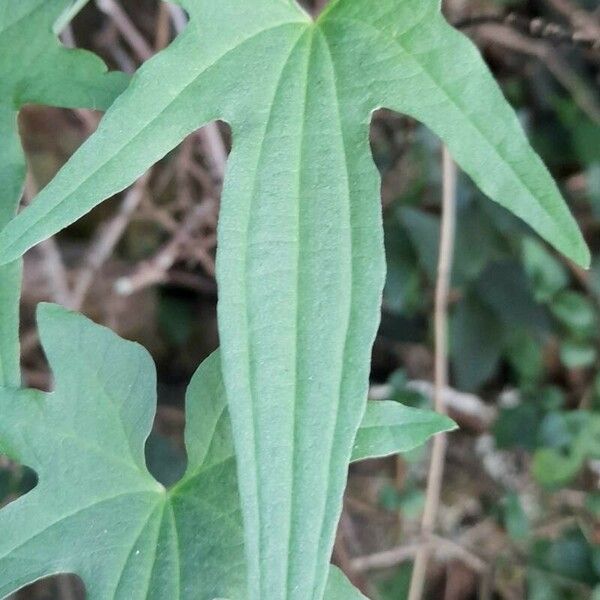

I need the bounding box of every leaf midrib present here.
[235,23,308,597]
[285,25,315,597]
[310,26,357,592]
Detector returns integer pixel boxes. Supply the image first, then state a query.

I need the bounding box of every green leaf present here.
[531,529,598,586]
[400,200,502,288]
[533,412,600,487]
[351,2,589,268]
[399,207,439,280]
[0,0,128,387]
[527,569,565,600]
[377,565,413,600]
[522,238,568,303]
[504,330,544,386]
[503,493,530,541]
[352,400,455,462]
[550,290,597,337]
[494,403,541,451]
[324,566,368,599]
[585,493,600,517]
[0,1,587,597]
[0,1,127,110]
[450,292,503,391]
[560,340,597,370]
[532,447,584,488]
[0,304,244,599]
[474,262,550,331]
[0,305,447,598]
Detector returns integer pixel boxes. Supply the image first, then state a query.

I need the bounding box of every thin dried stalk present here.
[407,147,457,600]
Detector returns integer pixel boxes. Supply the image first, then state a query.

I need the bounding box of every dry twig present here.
[407,147,458,600]
[24,175,71,308]
[95,0,153,61]
[477,24,600,124]
[455,12,600,51]
[70,172,151,310]
[545,0,600,42]
[114,202,215,296]
[351,535,487,575]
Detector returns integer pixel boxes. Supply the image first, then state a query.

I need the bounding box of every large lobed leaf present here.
[0,0,128,386]
[0,0,587,598]
[0,305,453,599]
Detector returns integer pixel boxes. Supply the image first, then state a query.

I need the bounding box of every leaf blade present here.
[0,11,307,265]
[320,1,589,267]
[0,308,245,600]
[352,401,456,462]
[324,566,368,599]
[0,314,444,599]
[0,0,128,387]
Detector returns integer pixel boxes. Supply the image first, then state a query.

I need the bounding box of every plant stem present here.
[407,146,457,600]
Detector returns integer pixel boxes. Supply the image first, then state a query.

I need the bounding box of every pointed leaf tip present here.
[351,402,456,463]
[575,239,591,270]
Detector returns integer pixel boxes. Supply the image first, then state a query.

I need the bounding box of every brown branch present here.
[545,0,600,42]
[70,172,151,310]
[154,3,172,51]
[59,23,76,48]
[36,239,71,307]
[407,380,497,432]
[332,510,372,596]
[56,576,78,600]
[407,147,458,600]
[95,0,153,61]
[477,24,600,124]
[312,0,329,17]
[96,23,137,73]
[167,4,189,34]
[24,175,71,308]
[454,12,600,51]
[113,202,214,296]
[351,535,487,575]
[351,543,421,573]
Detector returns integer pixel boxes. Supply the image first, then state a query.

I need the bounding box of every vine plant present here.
[0,0,589,599]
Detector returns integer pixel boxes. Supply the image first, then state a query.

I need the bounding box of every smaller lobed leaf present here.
[0,305,449,599]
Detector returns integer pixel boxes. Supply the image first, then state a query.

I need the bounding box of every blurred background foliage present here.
[1,0,600,598]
